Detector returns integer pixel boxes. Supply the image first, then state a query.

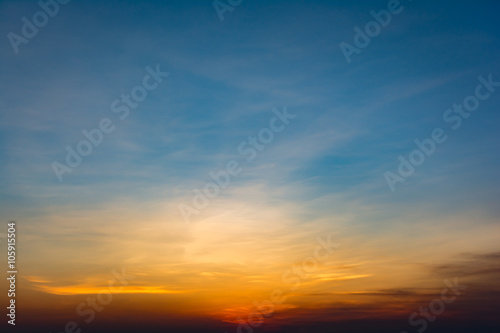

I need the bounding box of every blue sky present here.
[0,1,500,331]
[1,0,499,221]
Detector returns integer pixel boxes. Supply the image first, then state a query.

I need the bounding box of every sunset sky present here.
[1,0,499,332]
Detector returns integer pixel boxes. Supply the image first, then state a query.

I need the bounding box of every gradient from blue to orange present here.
[0,0,499,332]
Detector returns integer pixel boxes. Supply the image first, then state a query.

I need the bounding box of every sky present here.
[0,0,499,332]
